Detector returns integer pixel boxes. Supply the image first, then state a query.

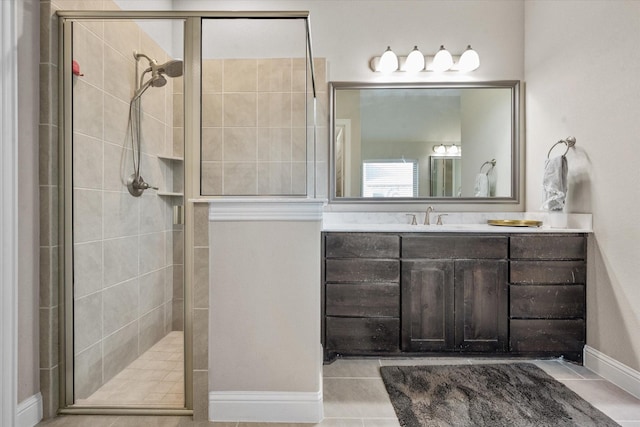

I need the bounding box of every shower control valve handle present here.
[127,173,158,197]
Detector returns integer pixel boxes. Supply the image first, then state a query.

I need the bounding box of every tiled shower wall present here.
[200,58,328,197]
[70,18,179,399]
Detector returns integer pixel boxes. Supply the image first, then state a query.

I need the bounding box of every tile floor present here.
[38,357,640,426]
[74,331,184,408]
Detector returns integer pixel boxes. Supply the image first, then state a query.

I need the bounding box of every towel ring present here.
[547,136,576,159]
[480,159,496,175]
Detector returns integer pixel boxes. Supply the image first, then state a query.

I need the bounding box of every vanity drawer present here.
[326,283,399,317]
[402,235,508,259]
[510,284,585,319]
[326,317,400,353]
[510,319,585,352]
[325,259,399,283]
[510,235,586,260]
[325,233,400,258]
[510,260,586,284]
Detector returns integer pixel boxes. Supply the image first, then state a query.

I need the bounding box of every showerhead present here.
[157,59,183,78]
[133,52,183,101]
[151,73,167,88]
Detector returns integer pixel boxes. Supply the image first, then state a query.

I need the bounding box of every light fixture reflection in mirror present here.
[403,46,425,73]
[377,46,398,73]
[329,81,520,203]
[429,45,454,72]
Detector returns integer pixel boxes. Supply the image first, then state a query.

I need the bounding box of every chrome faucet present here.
[424,206,434,225]
[436,213,448,225]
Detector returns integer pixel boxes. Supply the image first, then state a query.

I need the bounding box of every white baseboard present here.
[209,390,323,423]
[584,345,640,399]
[16,393,42,427]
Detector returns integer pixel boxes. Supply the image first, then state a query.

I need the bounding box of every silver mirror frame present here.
[328,80,521,204]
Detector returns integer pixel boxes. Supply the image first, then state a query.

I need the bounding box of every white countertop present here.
[322,212,592,233]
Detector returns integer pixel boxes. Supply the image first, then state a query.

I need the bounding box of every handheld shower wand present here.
[126,52,184,197]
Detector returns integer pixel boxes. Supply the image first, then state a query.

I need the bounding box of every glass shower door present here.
[69,17,186,408]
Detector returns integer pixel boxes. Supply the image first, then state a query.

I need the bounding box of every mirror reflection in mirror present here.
[330,81,519,202]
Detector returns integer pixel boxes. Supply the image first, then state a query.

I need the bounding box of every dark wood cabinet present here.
[401,236,508,354]
[323,233,400,357]
[508,234,587,362]
[401,260,455,351]
[322,231,588,363]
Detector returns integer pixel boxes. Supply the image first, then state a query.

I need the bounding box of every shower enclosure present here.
[58,10,318,414]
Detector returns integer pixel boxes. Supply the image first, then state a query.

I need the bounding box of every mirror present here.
[329,81,520,203]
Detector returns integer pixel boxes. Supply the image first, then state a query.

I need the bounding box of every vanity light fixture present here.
[402,46,425,73]
[428,45,454,72]
[452,45,480,72]
[370,45,480,73]
[375,46,399,73]
[432,144,462,155]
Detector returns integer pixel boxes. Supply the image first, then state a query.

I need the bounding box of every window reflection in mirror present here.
[330,81,519,203]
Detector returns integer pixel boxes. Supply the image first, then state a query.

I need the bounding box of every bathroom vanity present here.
[322,227,588,363]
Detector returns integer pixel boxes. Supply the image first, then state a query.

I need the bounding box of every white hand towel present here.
[541,155,568,211]
[474,173,489,197]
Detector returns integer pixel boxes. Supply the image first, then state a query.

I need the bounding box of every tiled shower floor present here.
[74,331,184,407]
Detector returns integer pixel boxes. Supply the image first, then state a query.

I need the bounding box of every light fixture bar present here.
[370,45,479,73]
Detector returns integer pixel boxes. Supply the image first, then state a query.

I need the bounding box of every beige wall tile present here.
[40,366,59,419]
[193,309,208,370]
[74,293,103,354]
[104,45,135,103]
[140,269,166,315]
[39,306,59,369]
[223,127,257,162]
[258,58,292,92]
[292,161,307,195]
[201,162,222,195]
[172,93,184,127]
[140,193,169,234]
[103,321,139,382]
[223,93,256,127]
[73,79,104,140]
[103,20,140,61]
[223,59,257,92]
[203,59,222,93]
[103,93,129,145]
[139,307,165,353]
[257,162,292,195]
[193,205,209,248]
[103,142,129,192]
[258,128,292,162]
[74,342,103,399]
[193,248,209,309]
[202,93,223,127]
[291,92,306,128]
[202,127,222,161]
[103,191,139,239]
[73,133,103,190]
[39,246,59,307]
[104,236,138,286]
[171,300,184,332]
[39,124,59,186]
[74,241,103,298]
[192,370,209,421]
[140,232,167,274]
[223,162,257,195]
[72,24,104,90]
[140,113,166,156]
[173,127,184,158]
[103,278,139,336]
[258,92,292,128]
[291,58,307,93]
[292,127,307,162]
[73,189,103,243]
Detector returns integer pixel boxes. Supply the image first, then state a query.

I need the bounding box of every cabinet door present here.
[401,260,455,351]
[455,260,508,352]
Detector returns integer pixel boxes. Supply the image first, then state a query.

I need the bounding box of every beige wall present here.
[209,220,322,393]
[525,1,640,371]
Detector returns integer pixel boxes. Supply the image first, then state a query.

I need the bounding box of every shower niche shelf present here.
[157,191,184,197]
[157,154,184,162]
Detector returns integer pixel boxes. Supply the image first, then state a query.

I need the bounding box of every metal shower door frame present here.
[58,9,314,416]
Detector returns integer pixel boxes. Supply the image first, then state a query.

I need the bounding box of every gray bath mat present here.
[380,363,619,427]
